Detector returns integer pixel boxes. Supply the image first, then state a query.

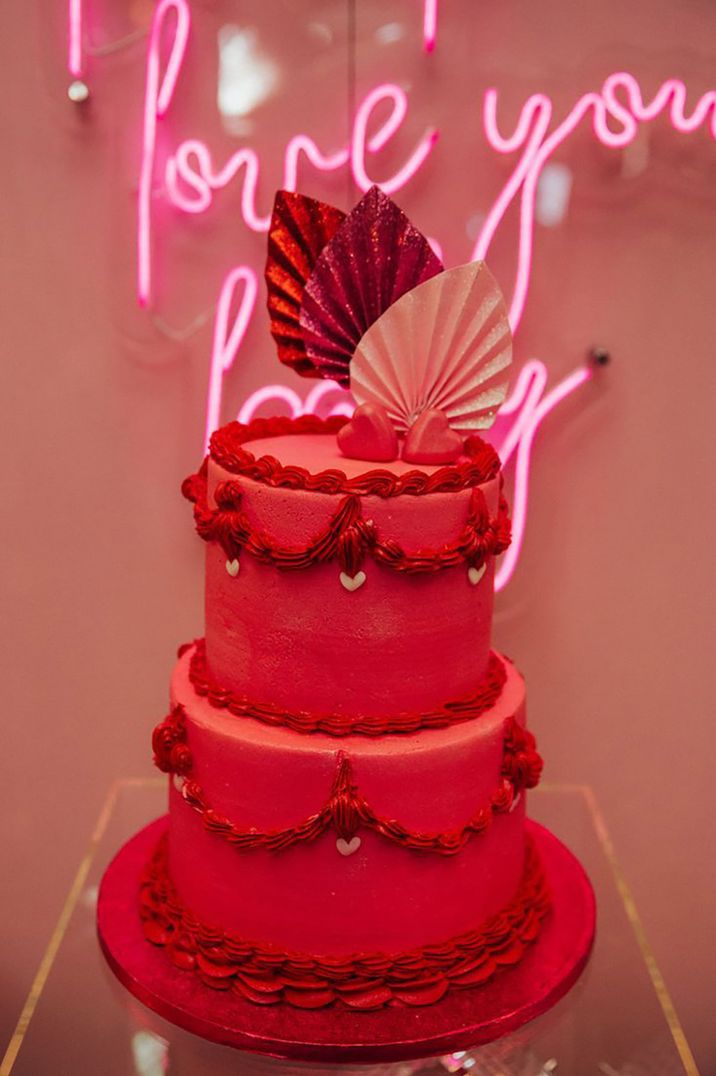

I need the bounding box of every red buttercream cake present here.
[99,188,594,1053]
[138,188,550,1013]
[145,412,547,1009]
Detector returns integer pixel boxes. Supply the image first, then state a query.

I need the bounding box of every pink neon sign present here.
[474,73,716,332]
[150,58,716,452]
[204,267,258,453]
[67,4,716,586]
[138,0,191,308]
[139,0,438,305]
[493,364,592,590]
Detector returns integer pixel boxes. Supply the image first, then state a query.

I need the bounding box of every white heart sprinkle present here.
[468,564,486,586]
[336,836,361,856]
[339,570,366,592]
[509,791,522,813]
[226,558,240,577]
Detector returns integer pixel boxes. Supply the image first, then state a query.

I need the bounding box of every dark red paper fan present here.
[299,186,443,386]
[265,190,346,379]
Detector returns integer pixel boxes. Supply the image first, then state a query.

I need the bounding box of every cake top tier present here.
[264,186,513,466]
[186,414,508,718]
[208,415,501,499]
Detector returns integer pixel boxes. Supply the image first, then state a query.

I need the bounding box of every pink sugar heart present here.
[336,836,361,856]
[402,409,463,465]
[339,570,366,592]
[337,403,399,463]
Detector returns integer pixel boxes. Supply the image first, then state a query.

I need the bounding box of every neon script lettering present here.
[139,0,438,305]
[475,73,716,332]
[128,3,714,586]
[225,69,714,586]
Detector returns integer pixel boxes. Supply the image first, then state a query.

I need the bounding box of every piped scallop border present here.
[183,638,508,738]
[208,415,502,498]
[182,467,511,580]
[139,831,550,1009]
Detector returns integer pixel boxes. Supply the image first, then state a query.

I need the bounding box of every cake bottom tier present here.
[159,645,541,956]
[140,831,550,1010]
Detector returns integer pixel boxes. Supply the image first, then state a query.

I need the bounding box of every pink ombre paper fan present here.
[265,190,346,378]
[299,186,443,387]
[351,262,512,433]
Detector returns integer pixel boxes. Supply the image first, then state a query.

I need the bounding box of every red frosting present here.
[186,638,508,737]
[198,430,507,718]
[140,832,550,1010]
[183,467,511,576]
[207,415,501,497]
[152,701,542,855]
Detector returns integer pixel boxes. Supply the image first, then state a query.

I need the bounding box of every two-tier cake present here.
[98,187,595,1061]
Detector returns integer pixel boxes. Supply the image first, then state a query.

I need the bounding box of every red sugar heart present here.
[402,409,463,465]
[337,403,399,462]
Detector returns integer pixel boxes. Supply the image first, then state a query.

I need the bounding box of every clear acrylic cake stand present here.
[1,781,699,1076]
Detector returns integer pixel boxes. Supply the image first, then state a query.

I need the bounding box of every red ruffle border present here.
[140,833,550,1010]
[152,712,543,856]
[182,467,511,577]
[208,415,502,498]
[184,639,508,738]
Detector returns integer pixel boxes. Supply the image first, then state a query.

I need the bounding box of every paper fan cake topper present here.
[264,186,512,465]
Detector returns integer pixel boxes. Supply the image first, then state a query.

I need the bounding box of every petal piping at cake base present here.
[98,816,595,1064]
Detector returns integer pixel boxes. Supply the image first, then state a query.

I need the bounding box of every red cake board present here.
[97,817,595,1064]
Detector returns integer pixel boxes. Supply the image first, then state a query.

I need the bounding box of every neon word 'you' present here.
[474,72,716,332]
[207,69,716,456]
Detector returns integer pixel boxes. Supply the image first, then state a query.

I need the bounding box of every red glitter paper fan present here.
[265,190,346,378]
[299,186,443,387]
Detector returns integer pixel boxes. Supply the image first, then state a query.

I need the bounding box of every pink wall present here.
[2,0,715,1067]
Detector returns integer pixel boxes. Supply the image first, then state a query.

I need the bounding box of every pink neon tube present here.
[351,84,438,194]
[495,365,591,592]
[423,0,438,53]
[165,138,349,226]
[492,360,548,469]
[164,83,438,225]
[237,385,303,427]
[138,0,191,307]
[204,267,258,451]
[472,92,552,266]
[236,380,353,426]
[68,0,83,78]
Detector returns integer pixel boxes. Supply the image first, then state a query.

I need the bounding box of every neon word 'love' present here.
[138,0,438,308]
